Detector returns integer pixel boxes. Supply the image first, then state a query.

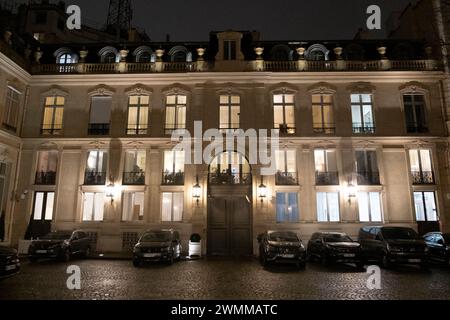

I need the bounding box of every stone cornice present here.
[0,52,32,84]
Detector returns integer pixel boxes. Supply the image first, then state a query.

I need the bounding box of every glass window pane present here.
[90,97,112,124]
[165,107,175,129]
[33,192,44,220]
[285,105,295,126]
[274,105,284,127]
[424,192,437,221]
[82,193,94,221]
[351,105,362,124]
[314,150,325,172]
[140,95,149,105]
[326,150,337,171]
[328,192,340,222]
[128,106,138,127]
[93,193,105,221]
[174,151,184,173]
[139,106,148,128]
[55,96,65,105]
[161,193,172,221]
[276,193,287,222]
[316,192,327,222]
[172,192,183,222]
[54,108,64,127]
[287,193,299,222]
[323,105,334,125]
[322,95,332,104]
[286,150,296,172]
[358,192,370,222]
[361,94,372,104]
[312,105,323,126]
[350,94,360,103]
[369,192,382,222]
[231,95,240,104]
[230,106,240,128]
[45,97,54,106]
[275,150,285,172]
[166,95,176,105]
[273,94,283,104]
[129,96,139,105]
[312,95,321,104]
[177,106,186,128]
[409,150,420,172]
[164,151,174,172]
[362,105,373,124]
[220,106,229,128]
[42,108,54,128]
[420,150,432,172]
[284,94,295,104]
[414,192,426,221]
[44,192,54,220]
[177,95,187,105]
[220,95,228,104]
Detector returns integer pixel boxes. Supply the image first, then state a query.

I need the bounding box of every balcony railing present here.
[123,172,145,185]
[41,125,63,135]
[313,123,336,134]
[126,126,147,135]
[316,171,339,185]
[29,59,441,75]
[35,171,57,185]
[411,171,435,185]
[84,171,106,185]
[406,123,428,134]
[88,123,110,135]
[208,172,252,185]
[162,172,185,185]
[357,171,380,185]
[352,123,376,134]
[276,124,296,135]
[275,172,298,185]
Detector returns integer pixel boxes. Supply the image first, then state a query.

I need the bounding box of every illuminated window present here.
[82,192,105,221]
[165,95,186,134]
[276,193,299,222]
[122,192,145,221]
[316,192,340,222]
[409,149,434,185]
[88,96,111,135]
[41,96,64,135]
[275,150,297,185]
[162,150,184,185]
[123,151,146,185]
[358,192,382,222]
[32,192,54,221]
[84,151,107,185]
[414,192,438,222]
[273,93,295,134]
[314,150,338,185]
[312,94,334,134]
[35,151,58,185]
[161,192,183,222]
[219,95,240,130]
[127,95,149,135]
[351,94,375,134]
[2,86,21,132]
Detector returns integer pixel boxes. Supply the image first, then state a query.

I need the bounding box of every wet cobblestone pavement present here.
[1,257,449,300]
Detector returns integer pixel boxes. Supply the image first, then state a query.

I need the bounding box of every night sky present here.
[24,0,414,41]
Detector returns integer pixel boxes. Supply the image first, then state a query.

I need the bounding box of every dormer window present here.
[103,52,116,63]
[58,53,73,64]
[99,47,119,63]
[224,40,236,60]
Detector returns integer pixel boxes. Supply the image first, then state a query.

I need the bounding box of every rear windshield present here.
[141,232,171,242]
[268,232,299,242]
[381,228,419,240]
[41,232,72,240]
[323,234,353,243]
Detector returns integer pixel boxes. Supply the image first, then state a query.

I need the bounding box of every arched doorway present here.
[207,151,253,256]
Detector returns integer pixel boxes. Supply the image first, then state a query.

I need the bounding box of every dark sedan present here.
[307,232,364,269]
[0,246,20,279]
[133,229,182,266]
[423,232,450,266]
[257,231,306,269]
[28,230,91,262]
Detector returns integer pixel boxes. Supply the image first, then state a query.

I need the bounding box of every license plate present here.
[280,254,295,258]
[5,265,16,271]
[36,250,47,254]
[144,253,160,258]
[408,259,421,263]
[343,254,355,258]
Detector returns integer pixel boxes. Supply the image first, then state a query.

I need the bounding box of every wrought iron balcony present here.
[41,124,63,135]
[88,123,110,135]
[275,171,298,185]
[35,171,57,185]
[315,171,339,185]
[162,171,185,185]
[84,171,106,185]
[126,125,147,135]
[406,123,428,134]
[123,172,145,185]
[357,171,380,185]
[313,123,336,134]
[352,123,376,134]
[208,172,252,185]
[411,171,435,185]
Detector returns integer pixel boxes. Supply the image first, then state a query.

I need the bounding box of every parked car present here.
[133,229,182,267]
[358,226,428,269]
[0,246,20,279]
[257,230,306,269]
[423,232,450,266]
[307,232,364,269]
[28,230,91,262]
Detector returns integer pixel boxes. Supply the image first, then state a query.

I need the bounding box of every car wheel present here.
[83,246,91,259]
[133,259,141,268]
[297,262,306,270]
[321,253,330,266]
[61,249,71,262]
[381,254,391,269]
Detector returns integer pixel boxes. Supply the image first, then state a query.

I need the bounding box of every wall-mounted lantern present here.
[193,175,201,206]
[258,176,267,203]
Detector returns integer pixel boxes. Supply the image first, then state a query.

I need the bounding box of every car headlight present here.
[133,245,141,253]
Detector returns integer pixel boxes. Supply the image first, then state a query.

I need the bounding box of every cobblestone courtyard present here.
[1,258,449,300]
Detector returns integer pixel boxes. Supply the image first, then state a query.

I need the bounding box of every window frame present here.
[357,191,383,222]
[272,92,296,134]
[219,94,240,130]
[161,192,184,222]
[351,93,375,134]
[316,191,340,222]
[402,93,428,133]
[275,192,300,223]
[413,191,438,222]
[41,95,65,135]
[82,192,105,222]
[2,86,21,132]
[164,94,187,134]
[126,95,149,135]
[312,93,335,134]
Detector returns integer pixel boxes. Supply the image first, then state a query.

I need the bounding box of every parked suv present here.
[133,229,182,267]
[423,232,450,266]
[0,246,20,279]
[28,230,91,262]
[358,226,428,269]
[307,232,364,269]
[257,230,306,269]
